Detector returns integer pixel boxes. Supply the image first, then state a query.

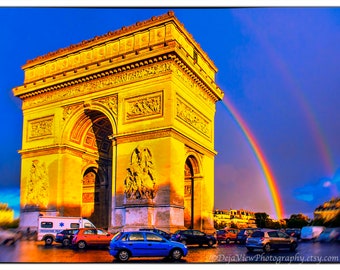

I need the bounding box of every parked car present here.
[139,228,171,239]
[171,229,216,247]
[55,229,78,247]
[236,228,258,244]
[300,226,325,241]
[246,229,298,253]
[315,228,340,242]
[109,231,188,262]
[216,228,239,244]
[285,228,301,240]
[71,228,114,249]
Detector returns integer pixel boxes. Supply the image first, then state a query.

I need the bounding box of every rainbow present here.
[232,10,334,176]
[268,55,334,176]
[220,96,285,220]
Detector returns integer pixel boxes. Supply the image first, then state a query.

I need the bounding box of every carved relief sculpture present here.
[124,146,157,200]
[176,97,210,137]
[126,93,162,121]
[28,116,53,140]
[25,160,49,207]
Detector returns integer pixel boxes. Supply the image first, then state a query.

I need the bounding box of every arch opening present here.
[184,155,200,229]
[79,110,113,229]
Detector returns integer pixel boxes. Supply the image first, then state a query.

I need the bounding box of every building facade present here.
[214,209,257,229]
[314,197,340,222]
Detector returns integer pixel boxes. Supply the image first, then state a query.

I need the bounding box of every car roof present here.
[257,228,278,232]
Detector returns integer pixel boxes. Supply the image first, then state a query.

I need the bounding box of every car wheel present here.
[247,247,254,252]
[117,250,130,262]
[62,238,70,247]
[264,243,271,253]
[180,240,187,246]
[290,242,297,251]
[208,239,214,247]
[77,241,87,249]
[45,236,53,246]
[170,248,183,260]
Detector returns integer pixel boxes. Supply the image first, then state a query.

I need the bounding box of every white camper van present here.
[38,216,96,245]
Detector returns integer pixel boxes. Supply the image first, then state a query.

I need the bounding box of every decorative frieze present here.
[27,116,54,140]
[174,66,214,106]
[23,62,171,109]
[176,97,211,138]
[125,91,163,122]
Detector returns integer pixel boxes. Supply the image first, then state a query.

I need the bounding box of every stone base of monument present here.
[112,199,186,233]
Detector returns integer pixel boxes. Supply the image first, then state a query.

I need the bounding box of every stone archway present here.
[77,111,113,229]
[14,12,223,233]
[184,155,200,229]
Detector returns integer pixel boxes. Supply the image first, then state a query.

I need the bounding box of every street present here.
[0,239,339,263]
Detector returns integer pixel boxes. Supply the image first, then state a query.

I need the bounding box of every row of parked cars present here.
[216,226,340,253]
[54,227,217,261]
[49,225,340,261]
[217,227,300,252]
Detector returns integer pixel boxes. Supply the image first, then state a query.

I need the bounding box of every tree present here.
[214,220,227,230]
[286,213,309,228]
[255,212,269,228]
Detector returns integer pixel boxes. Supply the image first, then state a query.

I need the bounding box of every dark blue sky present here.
[0,7,339,219]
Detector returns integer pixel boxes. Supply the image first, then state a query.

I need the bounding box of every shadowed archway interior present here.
[79,110,113,229]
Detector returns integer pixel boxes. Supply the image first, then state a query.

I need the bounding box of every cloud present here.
[294,169,340,207]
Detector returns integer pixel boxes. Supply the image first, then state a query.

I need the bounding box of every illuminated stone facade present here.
[13,11,223,233]
[314,197,340,222]
[214,209,257,229]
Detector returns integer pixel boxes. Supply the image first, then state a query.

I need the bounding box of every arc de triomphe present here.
[13,11,223,233]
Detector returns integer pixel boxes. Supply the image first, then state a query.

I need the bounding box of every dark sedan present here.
[171,229,216,247]
[55,229,78,247]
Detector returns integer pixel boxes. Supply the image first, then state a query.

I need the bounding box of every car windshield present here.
[251,231,264,238]
[111,232,124,242]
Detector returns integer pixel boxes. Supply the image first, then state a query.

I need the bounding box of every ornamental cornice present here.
[171,54,223,103]
[18,52,222,110]
[20,54,173,109]
[22,11,216,74]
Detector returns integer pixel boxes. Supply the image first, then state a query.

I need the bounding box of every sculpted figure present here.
[124,146,157,200]
[26,160,49,207]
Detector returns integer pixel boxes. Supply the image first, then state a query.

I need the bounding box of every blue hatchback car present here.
[109,231,188,262]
